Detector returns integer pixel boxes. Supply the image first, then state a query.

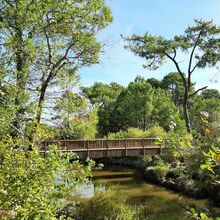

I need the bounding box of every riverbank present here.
[70,165,219,220]
[95,156,220,206]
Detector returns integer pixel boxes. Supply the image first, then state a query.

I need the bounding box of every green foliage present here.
[146,126,168,138]
[141,155,153,163]
[147,156,170,179]
[161,72,185,106]
[107,127,148,139]
[113,76,154,131]
[146,78,162,89]
[190,96,220,139]
[0,0,113,138]
[81,189,139,220]
[185,208,219,220]
[107,126,168,139]
[85,75,187,137]
[151,88,183,131]
[124,19,220,71]
[0,85,17,138]
[158,110,220,190]
[52,84,99,140]
[147,165,170,179]
[0,139,93,219]
[124,19,220,132]
[59,107,99,140]
[83,82,123,136]
[201,89,220,100]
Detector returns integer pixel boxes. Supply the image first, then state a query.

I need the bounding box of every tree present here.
[0,84,17,138]
[0,0,112,138]
[191,95,220,138]
[61,107,98,139]
[146,77,162,89]
[151,88,185,132]
[124,19,220,133]
[161,72,185,106]
[201,89,220,100]
[113,76,154,131]
[83,82,123,136]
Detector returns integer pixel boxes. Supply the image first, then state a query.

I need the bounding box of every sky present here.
[79,0,220,91]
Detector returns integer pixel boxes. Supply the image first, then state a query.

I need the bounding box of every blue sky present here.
[79,0,220,91]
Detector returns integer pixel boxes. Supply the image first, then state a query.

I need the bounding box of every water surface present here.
[76,165,220,219]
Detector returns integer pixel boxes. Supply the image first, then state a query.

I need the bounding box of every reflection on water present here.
[73,183,105,198]
[75,165,220,219]
[74,183,95,198]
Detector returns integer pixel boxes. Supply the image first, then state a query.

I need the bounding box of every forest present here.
[1,0,220,219]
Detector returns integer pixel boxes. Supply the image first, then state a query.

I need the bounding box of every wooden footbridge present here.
[41,138,162,159]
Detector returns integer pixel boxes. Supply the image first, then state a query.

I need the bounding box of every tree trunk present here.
[183,90,192,133]
[36,87,46,124]
[12,28,27,138]
[36,72,54,123]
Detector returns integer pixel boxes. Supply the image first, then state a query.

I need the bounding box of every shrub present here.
[147,165,170,179]
[145,125,168,138]
[167,168,182,179]
[151,155,165,167]
[146,155,170,179]
[107,126,167,139]
[0,138,93,219]
[138,155,152,165]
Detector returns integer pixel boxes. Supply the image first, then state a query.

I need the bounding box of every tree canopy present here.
[0,0,112,138]
[124,19,220,132]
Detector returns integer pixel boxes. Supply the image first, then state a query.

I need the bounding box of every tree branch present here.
[44,31,53,65]
[187,29,203,91]
[190,64,198,74]
[172,48,177,59]
[164,51,187,87]
[189,86,208,97]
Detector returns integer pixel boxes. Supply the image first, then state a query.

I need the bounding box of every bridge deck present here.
[41,138,162,159]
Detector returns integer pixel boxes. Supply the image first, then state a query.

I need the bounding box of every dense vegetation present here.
[0,0,112,218]
[1,0,220,219]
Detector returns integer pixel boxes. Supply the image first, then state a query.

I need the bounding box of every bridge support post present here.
[142,139,145,156]
[125,139,127,157]
[106,140,109,157]
[160,144,163,155]
[87,140,90,158]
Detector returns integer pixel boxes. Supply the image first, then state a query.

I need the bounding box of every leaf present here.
[200,212,208,220]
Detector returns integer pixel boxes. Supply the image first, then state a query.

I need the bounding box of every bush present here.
[107,126,167,139]
[146,155,170,179]
[167,168,182,179]
[147,165,170,179]
[138,155,152,166]
[0,138,93,219]
[146,125,168,138]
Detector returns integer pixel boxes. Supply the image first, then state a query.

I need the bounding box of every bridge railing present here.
[41,138,158,149]
[40,138,162,158]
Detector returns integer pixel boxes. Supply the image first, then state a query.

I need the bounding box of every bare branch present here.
[44,31,53,64]
[172,48,177,59]
[189,86,208,97]
[190,64,198,74]
[164,51,187,87]
[187,29,203,91]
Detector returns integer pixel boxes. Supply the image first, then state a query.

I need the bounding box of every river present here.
[74,165,220,220]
